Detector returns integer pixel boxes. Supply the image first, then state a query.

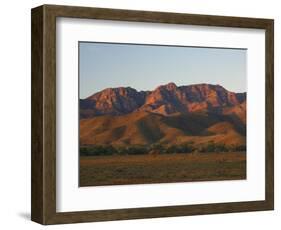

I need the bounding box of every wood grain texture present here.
[31,4,274,225]
[265,20,274,209]
[31,6,44,224]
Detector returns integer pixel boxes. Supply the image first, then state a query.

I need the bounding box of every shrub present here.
[126,146,149,155]
[231,145,246,151]
[80,145,116,156]
[165,143,194,154]
[199,142,229,153]
[149,143,165,154]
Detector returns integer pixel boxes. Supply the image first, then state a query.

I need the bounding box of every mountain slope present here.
[80,111,246,147]
[80,83,246,147]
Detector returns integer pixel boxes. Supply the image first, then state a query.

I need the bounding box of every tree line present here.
[80,142,246,156]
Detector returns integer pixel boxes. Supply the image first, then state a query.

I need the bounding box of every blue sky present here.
[79,42,246,99]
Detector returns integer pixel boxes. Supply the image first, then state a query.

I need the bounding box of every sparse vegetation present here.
[80,152,246,186]
[80,143,246,156]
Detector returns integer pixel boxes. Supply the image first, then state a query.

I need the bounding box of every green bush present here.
[199,142,229,153]
[126,146,149,155]
[165,143,194,154]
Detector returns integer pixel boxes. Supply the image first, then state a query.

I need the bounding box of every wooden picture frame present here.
[31,4,274,225]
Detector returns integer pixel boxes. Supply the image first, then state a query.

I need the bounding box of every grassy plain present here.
[79,152,246,186]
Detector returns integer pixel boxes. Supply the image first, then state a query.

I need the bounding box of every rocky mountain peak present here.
[80,83,246,118]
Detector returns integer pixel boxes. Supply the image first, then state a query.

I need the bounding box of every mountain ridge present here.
[80,83,246,118]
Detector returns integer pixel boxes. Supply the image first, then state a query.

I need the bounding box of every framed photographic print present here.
[31,4,274,225]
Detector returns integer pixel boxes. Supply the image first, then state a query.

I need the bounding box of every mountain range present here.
[80,83,246,147]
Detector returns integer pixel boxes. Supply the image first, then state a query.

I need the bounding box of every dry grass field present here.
[79,152,246,186]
